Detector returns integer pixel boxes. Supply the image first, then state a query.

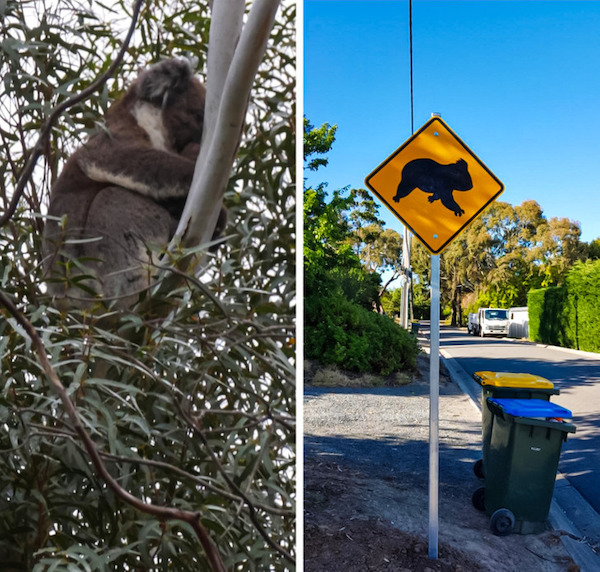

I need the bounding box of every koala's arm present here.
[180,142,201,162]
[77,137,197,200]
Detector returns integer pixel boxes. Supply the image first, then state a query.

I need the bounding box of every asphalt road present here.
[433,323,600,537]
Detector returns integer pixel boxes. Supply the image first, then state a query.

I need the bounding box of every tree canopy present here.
[410,198,588,324]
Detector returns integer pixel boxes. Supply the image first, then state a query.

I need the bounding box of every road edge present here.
[439,348,600,571]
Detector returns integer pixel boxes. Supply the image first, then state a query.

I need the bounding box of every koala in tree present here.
[43,58,226,310]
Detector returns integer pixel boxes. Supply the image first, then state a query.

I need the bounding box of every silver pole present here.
[405,227,412,322]
[401,225,410,329]
[429,253,440,559]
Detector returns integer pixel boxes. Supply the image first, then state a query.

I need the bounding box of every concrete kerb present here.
[502,335,600,361]
[438,347,600,571]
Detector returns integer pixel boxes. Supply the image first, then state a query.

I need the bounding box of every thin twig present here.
[155,263,233,323]
[101,449,293,518]
[179,402,294,564]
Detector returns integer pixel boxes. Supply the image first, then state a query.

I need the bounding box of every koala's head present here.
[120,58,206,154]
[453,159,473,190]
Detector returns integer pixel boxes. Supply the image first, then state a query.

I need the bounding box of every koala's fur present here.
[43,58,226,310]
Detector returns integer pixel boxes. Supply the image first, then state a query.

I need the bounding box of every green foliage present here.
[411,281,431,320]
[476,284,521,311]
[527,286,570,347]
[381,288,403,316]
[305,293,419,376]
[304,119,417,375]
[565,260,600,352]
[303,183,379,310]
[303,187,362,294]
[303,117,337,172]
[0,1,295,570]
[329,266,380,310]
[528,260,600,353]
[526,289,543,341]
[588,238,600,260]
[382,282,429,320]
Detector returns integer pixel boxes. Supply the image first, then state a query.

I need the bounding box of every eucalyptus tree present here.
[410,198,585,322]
[0,1,295,570]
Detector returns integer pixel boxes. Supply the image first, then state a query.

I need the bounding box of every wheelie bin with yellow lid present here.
[472,371,559,478]
[474,398,575,535]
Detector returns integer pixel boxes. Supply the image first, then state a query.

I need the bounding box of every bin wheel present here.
[471,487,485,512]
[473,459,485,479]
[490,508,515,536]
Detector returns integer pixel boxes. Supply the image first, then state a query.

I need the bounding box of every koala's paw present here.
[181,142,201,161]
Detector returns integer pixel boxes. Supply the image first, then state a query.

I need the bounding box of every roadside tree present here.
[304,120,418,374]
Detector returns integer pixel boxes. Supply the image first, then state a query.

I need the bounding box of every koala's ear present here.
[138,59,192,107]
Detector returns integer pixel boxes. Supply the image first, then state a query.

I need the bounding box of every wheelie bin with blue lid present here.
[474,398,575,536]
[472,371,559,479]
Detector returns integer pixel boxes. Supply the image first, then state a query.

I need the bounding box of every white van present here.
[467,313,479,335]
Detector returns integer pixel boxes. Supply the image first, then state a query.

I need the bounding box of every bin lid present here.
[473,371,554,389]
[488,398,572,418]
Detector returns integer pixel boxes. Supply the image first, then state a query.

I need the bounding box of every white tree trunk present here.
[175,0,281,250]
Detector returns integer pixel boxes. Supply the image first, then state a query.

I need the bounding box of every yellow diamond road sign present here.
[365,117,504,254]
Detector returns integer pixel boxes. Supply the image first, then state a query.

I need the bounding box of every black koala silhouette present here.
[392,158,473,216]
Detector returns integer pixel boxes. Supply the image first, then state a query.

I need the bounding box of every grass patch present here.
[307,360,415,388]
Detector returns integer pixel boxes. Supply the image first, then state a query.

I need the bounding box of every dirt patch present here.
[304,460,485,572]
[304,353,446,388]
[304,357,579,571]
[305,516,483,572]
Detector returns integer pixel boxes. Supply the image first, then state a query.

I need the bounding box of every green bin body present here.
[485,398,575,534]
[473,371,559,477]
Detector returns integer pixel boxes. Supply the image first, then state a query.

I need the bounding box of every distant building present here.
[508,307,529,339]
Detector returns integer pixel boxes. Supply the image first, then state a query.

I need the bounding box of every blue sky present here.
[303,0,600,244]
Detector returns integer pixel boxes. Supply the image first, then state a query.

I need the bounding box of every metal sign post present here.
[429,253,440,559]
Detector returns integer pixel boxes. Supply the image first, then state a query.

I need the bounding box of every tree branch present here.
[379,267,404,299]
[202,0,245,157]
[0,0,145,228]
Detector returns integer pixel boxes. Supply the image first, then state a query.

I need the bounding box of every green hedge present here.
[305,293,419,375]
[528,260,600,352]
[566,260,600,352]
[527,286,569,347]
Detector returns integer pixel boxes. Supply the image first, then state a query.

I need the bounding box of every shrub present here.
[566,260,600,352]
[305,293,419,376]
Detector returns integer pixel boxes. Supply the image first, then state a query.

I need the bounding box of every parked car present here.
[467,313,479,335]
